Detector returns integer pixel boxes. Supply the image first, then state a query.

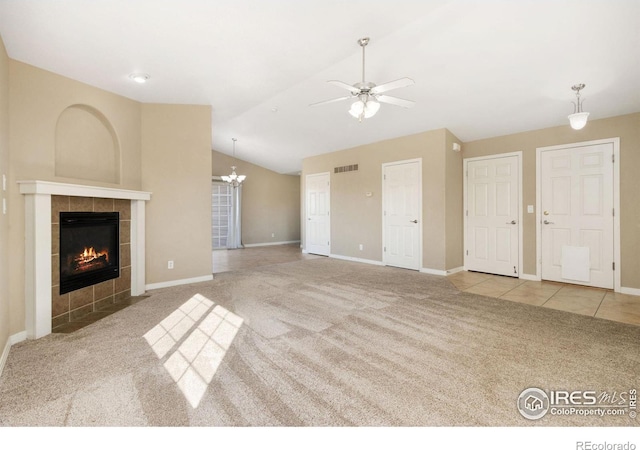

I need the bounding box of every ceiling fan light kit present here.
[310,37,415,121]
[568,83,589,130]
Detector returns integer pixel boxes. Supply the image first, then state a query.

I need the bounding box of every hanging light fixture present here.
[568,83,589,130]
[221,138,246,186]
[349,94,380,121]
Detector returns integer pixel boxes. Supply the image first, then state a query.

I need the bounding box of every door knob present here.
[410,219,418,223]
[543,220,554,225]
[506,220,516,225]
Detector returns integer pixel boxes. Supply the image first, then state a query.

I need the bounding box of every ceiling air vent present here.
[334,164,359,174]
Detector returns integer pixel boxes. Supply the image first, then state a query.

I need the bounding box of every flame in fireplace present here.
[68,246,110,273]
[79,247,109,263]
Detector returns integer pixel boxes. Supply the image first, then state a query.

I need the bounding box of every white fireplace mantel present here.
[18,180,152,339]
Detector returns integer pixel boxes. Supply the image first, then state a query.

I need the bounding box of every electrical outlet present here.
[359,244,363,251]
[168,260,174,269]
[271,233,275,238]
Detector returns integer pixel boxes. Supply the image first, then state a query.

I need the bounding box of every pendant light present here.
[568,83,589,130]
[221,138,246,186]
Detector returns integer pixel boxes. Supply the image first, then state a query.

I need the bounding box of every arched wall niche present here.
[55,104,121,184]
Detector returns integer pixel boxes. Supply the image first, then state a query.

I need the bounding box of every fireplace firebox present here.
[59,212,120,295]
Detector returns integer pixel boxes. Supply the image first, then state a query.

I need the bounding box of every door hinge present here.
[465,210,468,217]
[384,174,386,180]
[384,246,386,252]
[327,241,330,245]
[612,208,615,217]
[612,154,615,163]
[612,262,615,271]
[466,250,469,256]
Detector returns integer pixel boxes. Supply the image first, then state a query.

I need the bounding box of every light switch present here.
[527,205,534,214]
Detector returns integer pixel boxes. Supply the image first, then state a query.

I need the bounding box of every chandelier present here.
[221,138,246,186]
[568,83,589,130]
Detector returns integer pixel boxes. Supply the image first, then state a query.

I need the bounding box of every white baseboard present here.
[519,273,541,281]
[243,240,301,248]
[445,266,464,275]
[0,331,26,379]
[329,254,384,266]
[146,275,214,291]
[420,267,447,276]
[0,337,10,379]
[10,331,27,345]
[620,286,640,297]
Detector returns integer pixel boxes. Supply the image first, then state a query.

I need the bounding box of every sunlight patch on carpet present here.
[143,294,243,408]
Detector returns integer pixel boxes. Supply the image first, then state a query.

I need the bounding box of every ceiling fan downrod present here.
[358,37,369,84]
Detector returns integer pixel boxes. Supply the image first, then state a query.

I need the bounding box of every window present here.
[212,182,232,249]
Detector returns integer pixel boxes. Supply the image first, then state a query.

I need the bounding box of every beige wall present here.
[7,61,142,336]
[212,150,300,246]
[302,128,463,272]
[0,37,10,355]
[462,113,640,288]
[445,129,464,270]
[142,104,213,284]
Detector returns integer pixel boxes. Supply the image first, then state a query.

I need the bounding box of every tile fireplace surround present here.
[18,181,152,339]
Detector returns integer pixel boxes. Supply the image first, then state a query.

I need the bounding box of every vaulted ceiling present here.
[1,0,638,174]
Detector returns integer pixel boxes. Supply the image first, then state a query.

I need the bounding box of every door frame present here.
[381,158,423,270]
[535,137,620,291]
[463,151,523,276]
[304,171,331,256]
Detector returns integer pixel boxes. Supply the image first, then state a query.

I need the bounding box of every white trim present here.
[536,138,620,292]
[446,266,464,275]
[0,332,26,379]
[18,180,151,201]
[146,275,214,291]
[382,158,422,270]
[420,267,447,276]
[10,331,27,345]
[620,287,640,297]
[519,273,541,281]
[130,200,147,296]
[243,240,301,248]
[0,338,10,379]
[329,254,384,266]
[463,152,523,277]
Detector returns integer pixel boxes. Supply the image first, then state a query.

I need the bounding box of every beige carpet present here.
[0,258,638,426]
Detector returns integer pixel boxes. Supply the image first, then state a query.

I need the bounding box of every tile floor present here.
[214,244,640,327]
[448,270,640,326]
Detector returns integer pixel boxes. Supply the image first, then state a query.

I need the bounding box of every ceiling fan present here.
[310,37,415,121]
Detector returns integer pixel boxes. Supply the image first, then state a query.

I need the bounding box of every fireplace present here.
[59,211,120,294]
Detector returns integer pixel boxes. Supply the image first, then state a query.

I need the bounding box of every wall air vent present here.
[334,164,359,174]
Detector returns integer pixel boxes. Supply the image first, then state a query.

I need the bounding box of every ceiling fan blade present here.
[309,95,353,107]
[376,95,415,108]
[328,80,361,94]
[370,77,415,94]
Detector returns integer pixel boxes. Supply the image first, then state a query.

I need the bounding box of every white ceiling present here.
[1,0,639,174]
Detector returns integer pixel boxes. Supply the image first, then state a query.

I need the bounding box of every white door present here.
[465,155,519,277]
[383,159,421,270]
[540,143,614,289]
[305,172,330,256]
